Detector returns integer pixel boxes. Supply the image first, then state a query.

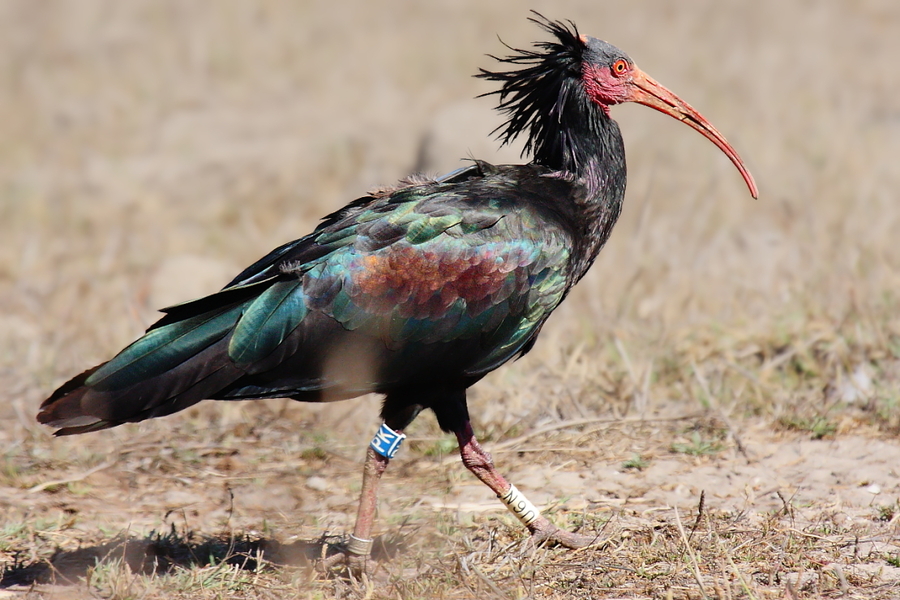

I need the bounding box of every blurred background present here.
[1,0,898,443]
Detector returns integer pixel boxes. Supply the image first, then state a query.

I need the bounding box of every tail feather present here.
[38,305,248,435]
[37,368,107,433]
[100,338,245,421]
[40,364,104,409]
[53,421,120,436]
[86,304,244,392]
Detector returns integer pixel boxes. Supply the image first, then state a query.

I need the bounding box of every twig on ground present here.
[830,563,850,597]
[493,414,701,451]
[688,490,706,542]
[27,460,117,493]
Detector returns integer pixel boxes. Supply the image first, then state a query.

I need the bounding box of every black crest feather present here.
[477,13,592,170]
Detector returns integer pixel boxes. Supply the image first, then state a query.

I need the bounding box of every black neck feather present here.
[478,14,628,277]
[477,16,626,179]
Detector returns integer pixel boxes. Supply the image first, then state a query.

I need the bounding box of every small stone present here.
[865,483,881,495]
[307,476,328,491]
[784,571,818,590]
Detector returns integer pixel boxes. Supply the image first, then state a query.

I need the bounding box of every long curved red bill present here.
[627,67,758,199]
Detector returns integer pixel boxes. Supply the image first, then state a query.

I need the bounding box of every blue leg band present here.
[369,423,406,459]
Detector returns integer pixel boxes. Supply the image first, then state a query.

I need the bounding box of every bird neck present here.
[533,97,628,282]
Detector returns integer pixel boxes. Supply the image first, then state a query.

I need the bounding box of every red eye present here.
[612,59,628,77]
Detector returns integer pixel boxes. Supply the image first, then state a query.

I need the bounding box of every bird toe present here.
[315,541,374,579]
[529,518,602,550]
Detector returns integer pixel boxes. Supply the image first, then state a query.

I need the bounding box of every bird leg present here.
[319,424,403,574]
[454,421,597,549]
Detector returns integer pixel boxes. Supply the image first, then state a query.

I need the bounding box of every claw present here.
[315,537,372,577]
[316,552,368,576]
[528,516,600,549]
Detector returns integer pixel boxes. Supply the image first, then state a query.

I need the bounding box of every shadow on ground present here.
[0,528,406,587]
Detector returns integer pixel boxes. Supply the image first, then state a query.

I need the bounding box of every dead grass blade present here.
[673,506,710,600]
[26,460,117,494]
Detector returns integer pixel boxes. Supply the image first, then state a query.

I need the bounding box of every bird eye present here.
[612,59,628,76]
[612,58,628,76]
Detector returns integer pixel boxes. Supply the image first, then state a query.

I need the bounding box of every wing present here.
[39,163,576,433]
[215,163,489,291]
[223,170,573,383]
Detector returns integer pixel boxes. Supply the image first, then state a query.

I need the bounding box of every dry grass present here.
[2,0,900,598]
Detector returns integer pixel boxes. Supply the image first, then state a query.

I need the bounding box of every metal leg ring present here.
[347,534,374,556]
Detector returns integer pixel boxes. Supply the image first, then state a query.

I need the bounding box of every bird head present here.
[579,36,757,198]
[479,13,757,199]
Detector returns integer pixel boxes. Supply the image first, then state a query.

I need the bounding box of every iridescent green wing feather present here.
[219,180,573,375]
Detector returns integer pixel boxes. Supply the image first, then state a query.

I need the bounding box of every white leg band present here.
[346,534,374,556]
[498,483,541,526]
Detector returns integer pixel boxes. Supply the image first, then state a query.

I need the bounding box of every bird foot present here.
[528,516,600,549]
[314,535,377,578]
[316,550,370,577]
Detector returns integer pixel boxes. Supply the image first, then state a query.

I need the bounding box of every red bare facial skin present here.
[581,63,630,113]
[582,61,758,199]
